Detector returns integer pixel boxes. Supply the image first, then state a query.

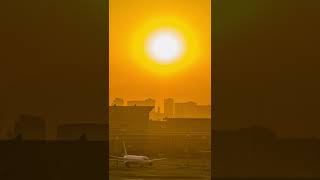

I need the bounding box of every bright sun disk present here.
[146,29,185,64]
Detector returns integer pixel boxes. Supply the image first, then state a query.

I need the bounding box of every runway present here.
[109,158,211,180]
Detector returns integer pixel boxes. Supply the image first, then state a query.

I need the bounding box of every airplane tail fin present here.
[122,141,128,156]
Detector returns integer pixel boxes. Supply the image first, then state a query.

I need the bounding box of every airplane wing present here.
[109,156,126,161]
[151,158,167,161]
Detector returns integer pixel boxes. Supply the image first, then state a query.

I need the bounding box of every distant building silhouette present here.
[164,98,174,117]
[174,101,211,118]
[111,97,124,106]
[174,101,197,118]
[164,117,211,133]
[127,98,155,112]
[150,113,165,121]
[14,114,46,140]
[195,105,211,118]
[109,106,154,134]
[150,107,165,120]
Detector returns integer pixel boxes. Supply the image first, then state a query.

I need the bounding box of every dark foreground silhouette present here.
[2,126,320,179]
[0,139,108,180]
[213,126,320,178]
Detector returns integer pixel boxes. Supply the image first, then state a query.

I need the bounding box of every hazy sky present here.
[110,0,211,110]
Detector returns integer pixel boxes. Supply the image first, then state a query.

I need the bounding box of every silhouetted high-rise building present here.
[164,98,174,117]
[111,97,124,106]
[14,114,46,140]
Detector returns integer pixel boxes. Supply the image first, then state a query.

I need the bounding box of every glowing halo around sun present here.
[146,29,185,65]
[130,16,200,76]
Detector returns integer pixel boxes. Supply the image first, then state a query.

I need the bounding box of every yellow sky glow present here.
[110,0,211,109]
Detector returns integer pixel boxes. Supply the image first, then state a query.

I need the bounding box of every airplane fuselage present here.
[110,141,165,168]
[122,155,153,167]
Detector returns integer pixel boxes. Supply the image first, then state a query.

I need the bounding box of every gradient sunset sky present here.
[110,0,211,110]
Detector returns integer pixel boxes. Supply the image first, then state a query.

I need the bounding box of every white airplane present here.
[110,142,167,168]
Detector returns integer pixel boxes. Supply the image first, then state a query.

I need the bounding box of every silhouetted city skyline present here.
[111,97,211,116]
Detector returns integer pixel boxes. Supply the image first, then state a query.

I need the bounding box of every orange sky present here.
[110,0,211,110]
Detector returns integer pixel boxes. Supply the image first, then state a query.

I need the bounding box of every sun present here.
[146,29,185,64]
[130,16,200,76]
